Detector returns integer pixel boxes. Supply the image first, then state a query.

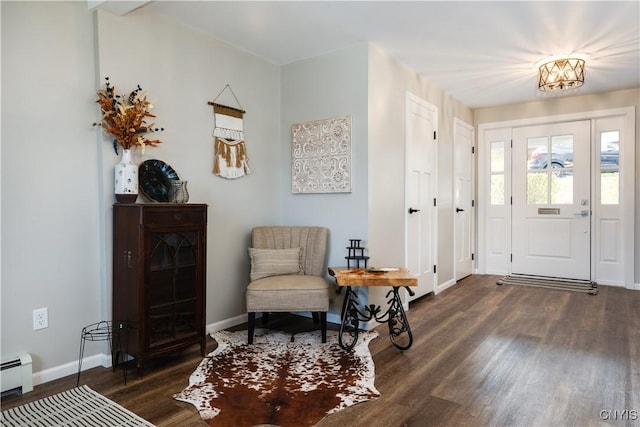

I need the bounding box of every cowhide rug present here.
[174,328,380,427]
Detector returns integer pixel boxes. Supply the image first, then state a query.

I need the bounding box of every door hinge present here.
[510,253,513,262]
[510,196,513,205]
[510,139,513,148]
[472,146,475,154]
[433,131,437,140]
[472,200,475,208]
[434,264,437,273]
[433,198,437,207]
[471,253,475,261]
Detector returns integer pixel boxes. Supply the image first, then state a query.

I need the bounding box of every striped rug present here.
[497,274,598,294]
[1,385,155,426]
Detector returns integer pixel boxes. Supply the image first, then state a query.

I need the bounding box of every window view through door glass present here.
[527,137,548,204]
[490,141,505,205]
[527,135,574,204]
[550,135,573,204]
[600,130,619,205]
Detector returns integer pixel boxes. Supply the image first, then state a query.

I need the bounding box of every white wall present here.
[367,44,474,294]
[1,1,282,379]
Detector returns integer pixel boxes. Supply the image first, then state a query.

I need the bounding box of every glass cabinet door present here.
[146,229,201,348]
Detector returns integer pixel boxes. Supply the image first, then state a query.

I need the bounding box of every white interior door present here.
[512,121,591,280]
[405,93,437,299]
[454,119,474,281]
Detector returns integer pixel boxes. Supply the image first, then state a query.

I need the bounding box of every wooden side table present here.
[328,267,417,351]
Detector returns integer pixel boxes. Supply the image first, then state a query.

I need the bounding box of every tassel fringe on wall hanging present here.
[209,84,251,179]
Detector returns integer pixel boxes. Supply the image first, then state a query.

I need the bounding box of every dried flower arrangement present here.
[93,77,164,154]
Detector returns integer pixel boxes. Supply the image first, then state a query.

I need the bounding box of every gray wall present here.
[1,1,282,379]
[280,43,476,317]
[94,6,282,328]
[2,1,102,376]
[280,44,370,319]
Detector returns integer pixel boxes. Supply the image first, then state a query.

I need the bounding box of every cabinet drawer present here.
[143,207,206,226]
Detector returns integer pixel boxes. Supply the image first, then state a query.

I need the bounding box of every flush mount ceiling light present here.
[537,57,586,92]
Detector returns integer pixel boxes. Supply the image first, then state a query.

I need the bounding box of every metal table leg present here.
[338,286,360,351]
[386,287,413,350]
[337,285,415,351]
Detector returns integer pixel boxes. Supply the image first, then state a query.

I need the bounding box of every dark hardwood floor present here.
[3,275,639,426]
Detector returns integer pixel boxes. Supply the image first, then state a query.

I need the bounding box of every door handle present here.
[573,210,589,217]
[456,208,465,212]
[408,208,421,214]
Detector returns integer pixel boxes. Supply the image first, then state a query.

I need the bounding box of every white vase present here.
[114,149,138,203]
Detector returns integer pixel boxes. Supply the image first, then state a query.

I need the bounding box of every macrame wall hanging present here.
[208,84,251,179]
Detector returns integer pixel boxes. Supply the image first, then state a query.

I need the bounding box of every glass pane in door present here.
[600,131,619,205]
[550,135,573,204]
[491,141,504,173]
[490,141,505,205]
[527,136,548,204]
[149,305,172,346]
[526,135,575,205]
[491,175,505,205]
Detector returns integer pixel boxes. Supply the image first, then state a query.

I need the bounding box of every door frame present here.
[453,118,475,281]
[477,107,635,288]
[404,92,438,299]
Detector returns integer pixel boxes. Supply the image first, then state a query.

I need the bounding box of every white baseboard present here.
[590,280,639,290]
[205,313,250,334]
[33,353,110,387]
[436,278,457,294]
[327,311,342,326]
[205,311,345,334]
[34,316,250,387]
[33,311,348,387]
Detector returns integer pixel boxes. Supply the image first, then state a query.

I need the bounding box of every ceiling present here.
[106,1,639,109]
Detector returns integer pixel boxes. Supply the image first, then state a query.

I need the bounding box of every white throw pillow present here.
[248,247,304,281]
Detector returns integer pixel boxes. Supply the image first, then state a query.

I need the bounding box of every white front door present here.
[454,119,474,281]
[405,93,437,299]
[511,121,591,280]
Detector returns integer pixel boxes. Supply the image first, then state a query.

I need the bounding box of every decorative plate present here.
[139,159,179,202]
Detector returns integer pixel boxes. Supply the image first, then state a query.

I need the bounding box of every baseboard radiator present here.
[1,354,34,396]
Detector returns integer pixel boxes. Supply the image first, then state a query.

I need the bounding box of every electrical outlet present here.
[33,307,48,330]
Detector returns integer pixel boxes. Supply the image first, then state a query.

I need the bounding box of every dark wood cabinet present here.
[112,204,207,376]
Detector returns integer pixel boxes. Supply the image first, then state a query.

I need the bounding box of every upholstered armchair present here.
[246,226,330,344]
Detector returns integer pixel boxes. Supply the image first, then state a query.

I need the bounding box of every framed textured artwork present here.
[291,115,352,194]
